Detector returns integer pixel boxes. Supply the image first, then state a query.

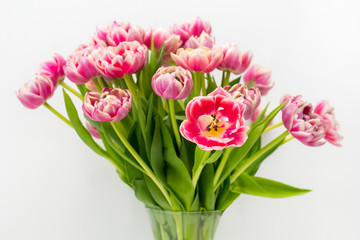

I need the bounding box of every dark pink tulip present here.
[152,66,193,100]
[170,47,223,73]
[243,64,273,95]
[93,41,147,78]
[152,28,182,54]
[184,32,215,49]
[314,101,343,146]
[281,95,326,147]
[86,121,101,139]
[16,74,55,109]
[217,43,253,75]
[64,45,99,84]
[39,53,66,86]
[180,87,247,151]
[83,87,132,122]
[171,17,212,43]
[227,84,261,120]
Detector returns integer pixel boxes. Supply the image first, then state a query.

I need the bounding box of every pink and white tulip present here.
[86,121,101,139]
[152,28,182,54]
[16,74,55,109]
[64,46,99,84]
[39,53,66,86]
[282,95,326,147]
[83,87,132,122]
[217,43,252,75]
[243,64,273,95]
[314,101,343,146]
[171,17,212,43]
[96,21,131,42]
[171,47,223,73]
[152,66,193,100]
[180,87,248,151]
[227,84,261,120]
[184,32,215,49]
[85,80,98,92]
[93,41,147,78]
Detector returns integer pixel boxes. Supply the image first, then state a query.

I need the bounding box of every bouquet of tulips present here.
[16,17,342,239]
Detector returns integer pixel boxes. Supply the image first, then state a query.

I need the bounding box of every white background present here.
[1,0,360,239]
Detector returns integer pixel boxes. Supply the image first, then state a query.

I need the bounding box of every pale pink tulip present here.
[128,26,152,48]
[180,87,247,150]
[89,36,107,49]
[152,66,193,99]
[83,87,132,122]
[314,101,343,146]
[85,80,97,92]
[243,64,273,95]
[217,43,253,75]
[227,84,261,120]
[152,28,182,54]
[39,53,66,86]
[96,21,131,42]
[16,74,55,109]
[282,95,326,147]
[93,41,147,78]
[86,121,101,139]
[170,47,223,73]
[171,17,212,43]
[64,46,99,84]
[184,32,215,49]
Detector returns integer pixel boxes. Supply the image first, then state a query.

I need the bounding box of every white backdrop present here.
[1,0,360,239]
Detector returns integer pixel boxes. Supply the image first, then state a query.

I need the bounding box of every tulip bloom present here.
[217,43,252,75]
[152,66,193,99]
[171,17,212,43]
[282,95,326,146]
[96,21,131,42]
[314,101,343,146]
[171,47,223,73]
[180,87,247,150]
[152,28,182,54]
[184,32,215,49]
[93,41,147,78]
[86,121,101,139]
[39,53,66,86]
[64,46,99,84]
[243,64,273,95]
[83,87,132,122]
[227,84,261,120]
[16,74,55,109]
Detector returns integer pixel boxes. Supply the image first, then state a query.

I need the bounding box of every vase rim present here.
[146,207,223,215]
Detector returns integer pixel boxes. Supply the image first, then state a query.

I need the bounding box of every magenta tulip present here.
[83,87,132,122]
[243,64,273,95]
[152,66,193,99]
[180,87,247,150]
[39,53,66,86]
[217,43,253,75]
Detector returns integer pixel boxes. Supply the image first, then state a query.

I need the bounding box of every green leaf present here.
[251,103,269,127]
[76,84,88,95]
[144,175,171,210]
[199,164,215,210]
[228,76,241,87]
[136,91,147,140]
[150,116,166,184]
[192,146,206,177]
[231,173,311,198]
[133,178,159,208]
[145,94,155,159]
[62,90,108,158]
[215,178,240,211]
[180,138,195,174]
[204,150,222,164]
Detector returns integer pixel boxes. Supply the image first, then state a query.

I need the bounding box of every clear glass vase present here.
[146,208,223,240]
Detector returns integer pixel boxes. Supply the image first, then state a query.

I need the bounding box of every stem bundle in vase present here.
[16,17,343,240]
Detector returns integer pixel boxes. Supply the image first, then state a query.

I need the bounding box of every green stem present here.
[60,82,84,101]
[221,71,231,87]
[263,122,283,133]
[43,102,73,128]
[92,78,102,92]
[123,74,139,106]
[110,121,173,207]
[213,147,233,190]
[113,78,121,88]
[168,99,182,150]
[192,151,211,188]
[282,135,294,145]
[230,131,289,183]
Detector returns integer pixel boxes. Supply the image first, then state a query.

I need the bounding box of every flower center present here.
[199,114,227,138]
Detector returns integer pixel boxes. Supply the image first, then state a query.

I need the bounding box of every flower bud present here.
[152,28,182,54]
[243,64,273,95]
[152,66,193,99]
[82,87,132,122]
[217,43,252,75]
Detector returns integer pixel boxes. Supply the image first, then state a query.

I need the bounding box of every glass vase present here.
[146,208,223,240]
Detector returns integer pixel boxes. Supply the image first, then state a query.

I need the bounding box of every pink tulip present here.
[281,95,326,147]
[152,28,182,54]
[243,64,273,95]
[170,47,223,73]
[85,80,97,92]
[180,87,248,151]
[64,46,99,84]
[89,36,107,49]
[128,26,152,48]
[152,66,193,99]
[93,41,147,78]
[39,53,66,86]
[171,17,212,43]
[314,101,343,146]
[96,21,131,42]
[217,43,253,75]
[16,74,55,109]
[184,32,215,49]
[86,121,101,139]
[83,87,132,122]
[226,84,261,120]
